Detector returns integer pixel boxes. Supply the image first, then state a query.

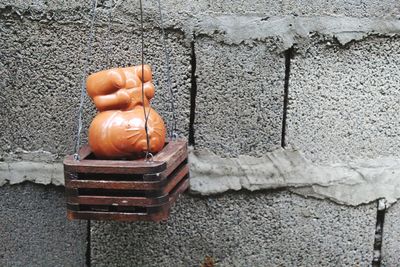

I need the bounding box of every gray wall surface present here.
[1,0,399,266]
[382,202,400,266]
[0,183,87,267]
[91,191,376,266]
[287,36,400,163]
[194,38,284,157]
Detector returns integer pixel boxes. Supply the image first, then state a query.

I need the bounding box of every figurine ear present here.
[86,68,126,98]
[136,64,152,83]
[143,82,155,100]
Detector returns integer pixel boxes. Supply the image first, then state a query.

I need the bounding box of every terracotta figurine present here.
[86,65,166,159]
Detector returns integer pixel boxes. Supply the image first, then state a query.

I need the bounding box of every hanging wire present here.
[156,0,177,139]
[73,0,98,160]
[139,0,152,161]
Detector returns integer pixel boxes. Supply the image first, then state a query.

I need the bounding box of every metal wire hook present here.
[145,152,154,162]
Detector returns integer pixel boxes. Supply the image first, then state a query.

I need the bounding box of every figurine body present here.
[86,65,166,159]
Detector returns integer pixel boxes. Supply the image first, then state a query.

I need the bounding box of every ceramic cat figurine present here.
[86,65,166,159]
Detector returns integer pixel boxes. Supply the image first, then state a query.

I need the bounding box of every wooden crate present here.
[64,140,189,222]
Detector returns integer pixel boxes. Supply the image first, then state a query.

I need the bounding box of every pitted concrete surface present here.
[1,2,400,158]
[91,191,376,266]
[194,37,284,157]
[287,37,400,164]
[0,182,87,266]
[2,0,399,22]
[382,202,400,265]
[0,11,191,157]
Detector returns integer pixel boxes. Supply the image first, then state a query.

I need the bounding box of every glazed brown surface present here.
[86,65,166,159]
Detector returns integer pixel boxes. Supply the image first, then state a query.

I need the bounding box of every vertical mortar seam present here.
[86,219,91,267]
[189,33,197,146]
[281,47,293,148]
[372,199,387,266]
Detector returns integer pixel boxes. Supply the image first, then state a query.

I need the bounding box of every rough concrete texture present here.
[190,149,400,206]
[0,182,87,266]
[0,6,191,157]
[194,37,284,157]
[287,36,400,164]
[382,201,400,265]
[2,0,400,18]
[3,1,400,49]
[1,1,400,159]
[91,191,376,266]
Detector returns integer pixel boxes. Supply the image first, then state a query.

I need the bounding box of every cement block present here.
[91,191,376,266]
[0,14,191,156]
[287,37,400,163]
[382,202,400,265]
[0,183,87,266]
[194,38,285,157]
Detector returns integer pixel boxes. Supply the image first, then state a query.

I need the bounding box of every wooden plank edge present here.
[67,194,169,207]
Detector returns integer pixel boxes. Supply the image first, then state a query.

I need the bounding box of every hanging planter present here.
[64,0,188,222]
[64,140,189,222]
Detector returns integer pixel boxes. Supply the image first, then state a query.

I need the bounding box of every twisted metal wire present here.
[157,0,177,139]
[73,0,98,160]
[139,0,152,161]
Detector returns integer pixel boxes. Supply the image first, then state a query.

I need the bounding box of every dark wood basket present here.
[64,140,189,222]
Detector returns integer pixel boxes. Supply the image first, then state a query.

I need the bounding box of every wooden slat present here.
[64,140,189,222]
[145,140,188,181]
[66,177,189,222]
[162,164,189,194]
[64,159,166,175]
[67,194,169,207]
[64,163,189,191]
[65,179,166,190]
[168,177,189,203]
[64,140,187,176]
[67,210,169,222]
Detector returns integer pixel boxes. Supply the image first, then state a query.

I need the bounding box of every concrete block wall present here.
[287,36,400,163]
[382,202,400,265]
[194,38,284,157]
[91,192,376,266]
[1,0,399,266]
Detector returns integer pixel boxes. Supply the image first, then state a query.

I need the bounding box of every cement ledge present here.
[191,15,400,49]
[1,3,400,49]
[1,148,399,206]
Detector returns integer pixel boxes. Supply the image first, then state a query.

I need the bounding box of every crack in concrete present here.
[188,33,198,146]
[281,47,293,148]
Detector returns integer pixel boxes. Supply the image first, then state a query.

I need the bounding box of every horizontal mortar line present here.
[2,151,400,207]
